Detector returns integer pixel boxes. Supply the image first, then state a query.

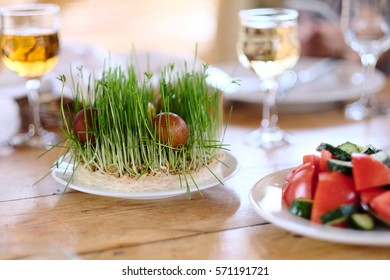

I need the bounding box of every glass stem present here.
[261,79,278,130]
[26,79,43,137]
[360,53,378,108]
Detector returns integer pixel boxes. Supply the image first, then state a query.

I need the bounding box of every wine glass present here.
[0,4,61,148]
[341,0,390,120]
[237,8,300,149]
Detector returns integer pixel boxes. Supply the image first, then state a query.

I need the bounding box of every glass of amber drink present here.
[237,8,300,149]
[0,4,61,148]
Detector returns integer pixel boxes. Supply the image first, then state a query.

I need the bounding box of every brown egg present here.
[152,112,189,148]
[73,107,98,144]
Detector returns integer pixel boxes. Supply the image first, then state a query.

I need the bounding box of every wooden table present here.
[1,79,390,260]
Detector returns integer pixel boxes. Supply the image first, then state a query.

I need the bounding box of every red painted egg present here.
[73,107,98,144]
[152,112,189,148]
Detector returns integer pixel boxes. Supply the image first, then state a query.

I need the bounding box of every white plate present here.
[213,57,386,112]
[249,168,390,246]
[51,151,239,200]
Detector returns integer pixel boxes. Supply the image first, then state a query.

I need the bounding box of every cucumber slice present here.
[337,141,361,154]
[289,198,313,220]
[321,204,357,225]
[325,216,349,226]
[349,213,375,230]
[327,158,353,176]
[316,142,351,161]
[361,144,381,155]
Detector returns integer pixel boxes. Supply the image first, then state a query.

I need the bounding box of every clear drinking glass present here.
[0,4,61,148]
[237,8,300,149]
[341,0,390,120]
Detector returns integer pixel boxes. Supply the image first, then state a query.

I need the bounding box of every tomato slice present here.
[352,153,390,191]
[283,162,317,207]
[370,191,390,224]
[311,171,358,224]
[359,188,387,205]
[319,149,332,172]
[303,154,321,173]
[285,162,313,182]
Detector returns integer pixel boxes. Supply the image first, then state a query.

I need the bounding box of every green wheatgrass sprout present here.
[56,60,229,197]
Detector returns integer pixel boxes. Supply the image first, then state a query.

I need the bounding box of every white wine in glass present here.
[0,4,61,148]
[341,0,390,120]
[237,8,300,149]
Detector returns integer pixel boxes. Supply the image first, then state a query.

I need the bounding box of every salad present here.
[283,141,390,230]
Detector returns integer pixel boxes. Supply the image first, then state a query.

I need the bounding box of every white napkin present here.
[0,98,19,143]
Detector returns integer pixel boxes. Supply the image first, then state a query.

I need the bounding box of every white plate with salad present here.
[249,142,390,246]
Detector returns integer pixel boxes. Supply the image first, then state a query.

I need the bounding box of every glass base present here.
[9,130,62,149]
[344,100,389,121]
[0,145,14,157]
[344,102,374,121]
[245,127,295,149]
[0,242,78,260]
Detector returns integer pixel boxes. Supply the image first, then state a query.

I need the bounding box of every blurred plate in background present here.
[212,57,386,113]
